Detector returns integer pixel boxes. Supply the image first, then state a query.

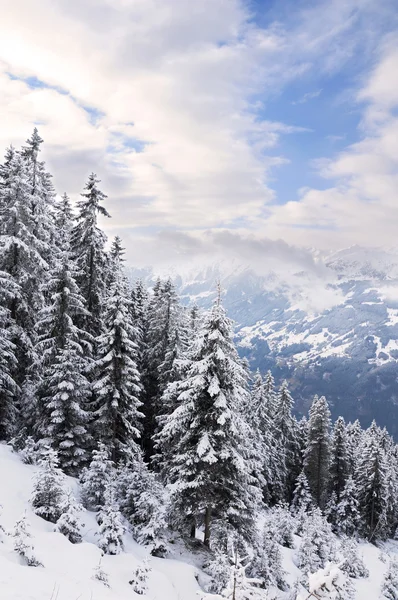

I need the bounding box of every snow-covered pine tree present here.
[130,278,148,369]
[55,491,84,543]
[273,381,300,503]
[80,442,115,511]
[340,537,369,579]
[299,562,355,600]
[12,513,42,566]
[91,247,142,464]
[96,484,124,555]
[269,504,294,549]
[291,470,313,520]
[53,192,74,251]
[0,271,18,440]
[356,430,389,540]
[380,559,398,600]
[0,149,47,395]
[31,448,65,523]
[296,508,336,579]
[220,547,264,600]
[141,278,181,458]
[249,519,287,591]
[335,476,360,537]
[345,419,363,476]
[129,558,151,595]
[34,243,91,473]
[116,455,167,551]
[92,559,110,587]
[246,370,275,504]
[303,395,331,510]
[204,550,231,595]
[156,297,260,547]
[70,173,110,341]
[329,416,349,504]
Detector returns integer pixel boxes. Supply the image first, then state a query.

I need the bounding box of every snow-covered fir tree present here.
[156,295,260,547]
[129,557,151,595]
[356,429,389,540]
[246,370,275,504]
[380,559,398,600]
[80,442,115,511]
[299,562,355,600]
[204,550,231,595]
[91,246,142,464]
[55,491,84,544]
[329,416,350,504]
[92,559,110,587]
[116,455,167,551]
[96,484,124,555]
[273,380,300,503]
[340,537,369,579]
[34,244,90,473]
[291,470,313,527]
[70,173,110,341]
[249,519,287,591]
[12,513,42,566]
[142,278,182,458]
[0,271,18,439]
[304,395,331,510]
[335,476,360,537]
[31,448,65,523]
[296,508,336,579]
[218,547,264,600]
[0,148,48,394]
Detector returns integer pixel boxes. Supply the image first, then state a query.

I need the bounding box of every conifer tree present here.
[12,513,42,566]
[356,431,388,540]
[129,558,151,595]
[31,448,65,523]
[117,455,167,549]
[329,416,349,503]
[273,381,300,503]
[304,395,331,509]
[91,251,142,464]
[34,245,90,472]
[96,485,124,555]
[92,560,110,587]
[0,150,46,390]
[70,173,110,340]
[80,442,114,511]
[340,538,369,579]
[381,559,398,600]
[296,509,336,578]
[246,370,275,503]
[157,297,260,547]
[55,491,83,543]
[142,278,181,457]
[249,520,286,591]
[0,271,18,439]
[336,476,360,537]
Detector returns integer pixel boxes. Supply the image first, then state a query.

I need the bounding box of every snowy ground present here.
[0,443,396,599]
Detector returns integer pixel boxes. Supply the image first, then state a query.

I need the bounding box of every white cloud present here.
[0,0,397,266]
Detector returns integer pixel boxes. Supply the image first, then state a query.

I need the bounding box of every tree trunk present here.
[204,506,211,547]
[190,518,196,539]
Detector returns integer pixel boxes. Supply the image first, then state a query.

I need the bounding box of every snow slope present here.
[0,443,396,599]
[0,444,202,600]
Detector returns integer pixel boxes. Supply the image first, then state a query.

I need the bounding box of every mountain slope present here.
[128,246,398,435]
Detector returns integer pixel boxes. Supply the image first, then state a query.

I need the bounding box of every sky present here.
[1,0,398,270]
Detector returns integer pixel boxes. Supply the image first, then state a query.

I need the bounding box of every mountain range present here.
[128,245,398,436]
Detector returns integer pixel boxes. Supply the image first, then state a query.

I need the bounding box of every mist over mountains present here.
[129,245,398,436]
